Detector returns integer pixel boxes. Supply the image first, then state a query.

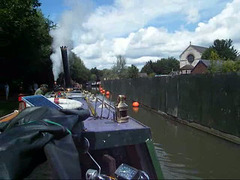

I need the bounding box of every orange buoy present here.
[100,87,103,91]
[106,91,110,95]
[132,101,139,107]
[102,90,105,94]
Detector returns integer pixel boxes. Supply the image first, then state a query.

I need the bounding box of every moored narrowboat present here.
[0,91,163,179]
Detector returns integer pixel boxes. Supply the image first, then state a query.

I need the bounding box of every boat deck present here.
[21,93,152,150]
[74,96,152,150]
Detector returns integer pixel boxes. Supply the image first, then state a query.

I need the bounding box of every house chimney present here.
[60,46,72,88]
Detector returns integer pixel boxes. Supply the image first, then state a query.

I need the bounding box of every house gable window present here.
[187,54,194,63]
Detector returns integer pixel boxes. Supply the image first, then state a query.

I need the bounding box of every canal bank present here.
[144,104,240,145]
[102,74,240,144]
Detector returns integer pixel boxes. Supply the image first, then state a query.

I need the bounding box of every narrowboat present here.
[0,91,164,179]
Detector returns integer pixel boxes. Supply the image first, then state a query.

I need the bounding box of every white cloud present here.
[127,56,160,70]
[50,0,240,78]
[82,0,204,37]
[186,8,200,23]
[194,0,240,47]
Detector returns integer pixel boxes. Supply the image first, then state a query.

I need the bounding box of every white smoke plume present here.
[50,0,93,81]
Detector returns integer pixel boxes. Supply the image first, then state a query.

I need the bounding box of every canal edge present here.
[141,104,240,145]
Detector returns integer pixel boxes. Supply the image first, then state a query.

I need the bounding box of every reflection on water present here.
[132,107,139,113]
[128,104,240,179]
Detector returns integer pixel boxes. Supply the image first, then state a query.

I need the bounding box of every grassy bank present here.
[0,99,19,117]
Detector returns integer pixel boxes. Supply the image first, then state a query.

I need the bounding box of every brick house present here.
[191,60,210,74]
[192,60,223,74]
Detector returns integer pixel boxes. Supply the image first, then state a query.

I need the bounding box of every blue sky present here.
[39,0,240,79]
[39,0,67,22]
[40,0,114,22]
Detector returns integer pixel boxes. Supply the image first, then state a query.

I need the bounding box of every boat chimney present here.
[60,46,72,89]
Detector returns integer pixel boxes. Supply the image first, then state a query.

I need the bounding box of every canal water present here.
[127,104,240,179]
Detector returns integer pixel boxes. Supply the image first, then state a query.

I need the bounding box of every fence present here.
[103,74,240,137]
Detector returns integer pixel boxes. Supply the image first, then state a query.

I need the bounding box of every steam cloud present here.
[50,1,92,81]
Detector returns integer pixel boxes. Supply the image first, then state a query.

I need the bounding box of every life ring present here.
[48,98,83,109]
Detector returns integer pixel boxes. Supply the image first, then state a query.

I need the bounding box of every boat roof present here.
[20,93,152,150]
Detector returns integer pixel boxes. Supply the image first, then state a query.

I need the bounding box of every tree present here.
[204,50,221,74]
[221,60,236,73]
[0,0,55,88]
[90,67,103,81]
[202,39,239,61]
[208,60,220,74]
[141,57,179,75]
[220,60,240,73]
[148,72,156,78]
[141,60,154,75]
[153,57,179,74]
[235,61,240,72]
[127,65,139,79]
[202,48,220,60]
[90,74,97,81]
[69,52,90,83]
[112,55,128,78]
[102,69,118,80]
[209,50,220,60]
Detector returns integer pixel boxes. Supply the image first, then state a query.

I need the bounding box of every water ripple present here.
[154,143,200,179]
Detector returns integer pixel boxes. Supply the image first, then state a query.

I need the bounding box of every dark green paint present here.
[82,126,151,150]
[146,139,164,179]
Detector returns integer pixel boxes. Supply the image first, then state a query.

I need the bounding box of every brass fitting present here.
[116,95,129,123]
